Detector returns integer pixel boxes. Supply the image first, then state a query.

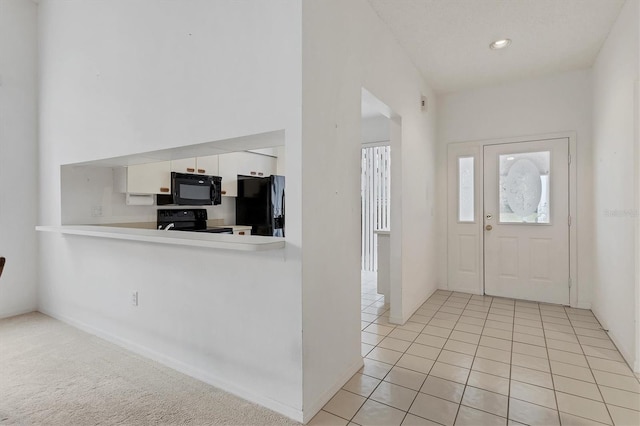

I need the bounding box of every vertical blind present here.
[361,145,391,271]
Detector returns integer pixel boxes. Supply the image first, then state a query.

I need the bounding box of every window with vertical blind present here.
[361,145,391,272]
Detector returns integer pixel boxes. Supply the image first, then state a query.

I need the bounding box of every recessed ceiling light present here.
[490,39,511,50]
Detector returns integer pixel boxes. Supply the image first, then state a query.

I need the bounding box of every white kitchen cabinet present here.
[170,156,219,175]
[231,226,252,236]
[218,152,240,197]
[218,152,277,197]
[126,161,171,194]
[195,155,219,176]
[171,158,197,174]
[236,152,277,179]
[123,151,277,198]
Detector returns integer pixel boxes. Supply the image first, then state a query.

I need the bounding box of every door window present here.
[498,151,550,224]
[458,157,475,222]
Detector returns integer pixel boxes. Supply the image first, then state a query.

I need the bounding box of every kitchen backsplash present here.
[61,165,235,226]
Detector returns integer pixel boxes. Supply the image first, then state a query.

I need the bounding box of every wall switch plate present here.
[132,291,138,306]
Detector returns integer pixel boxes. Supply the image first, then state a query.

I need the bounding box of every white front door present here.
[483,138,569,304]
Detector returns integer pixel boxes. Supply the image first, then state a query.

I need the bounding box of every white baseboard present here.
[38,308,304,423]
[446,287,588,308]
[0,307,38,320]
[389,315,404,325]
[390,286,439,325]
[302,357,363,424]
[605,329,635,373]
[444,286,483,295]
[591,308,637,374]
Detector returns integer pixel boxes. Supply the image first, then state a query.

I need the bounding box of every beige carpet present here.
[0,312,300,426]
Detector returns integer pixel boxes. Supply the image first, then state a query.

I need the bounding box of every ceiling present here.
[367,0,626,94]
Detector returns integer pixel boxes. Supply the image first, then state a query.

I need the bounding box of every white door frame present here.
[447,131,578,307]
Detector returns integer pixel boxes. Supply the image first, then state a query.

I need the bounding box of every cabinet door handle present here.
[160,187,170,193]
[198,169,206,174]
[258,172,264,176]
[186,168,195,173]
[238,231,245,235]
[221,190,227,195]
[250,171,257,175]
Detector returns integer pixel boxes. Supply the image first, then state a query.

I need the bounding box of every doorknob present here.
[485,225,493,231]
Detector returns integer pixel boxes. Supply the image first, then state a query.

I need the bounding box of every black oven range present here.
[157,209,233,234]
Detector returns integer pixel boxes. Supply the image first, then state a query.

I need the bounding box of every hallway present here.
[312,282,640,425]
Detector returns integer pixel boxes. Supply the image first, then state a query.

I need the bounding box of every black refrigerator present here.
[236,175,285,237]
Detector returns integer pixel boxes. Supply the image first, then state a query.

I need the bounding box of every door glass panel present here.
[458,157,474,222]
[499,151,550,224]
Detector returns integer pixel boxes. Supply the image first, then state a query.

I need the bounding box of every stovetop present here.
[191,227,234,234]
[157,209,232,233]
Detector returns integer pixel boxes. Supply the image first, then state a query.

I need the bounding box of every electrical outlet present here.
[91,205,103,217]
[131,291,138,306]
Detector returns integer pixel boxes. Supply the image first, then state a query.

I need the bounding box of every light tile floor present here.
[310,275,640,426]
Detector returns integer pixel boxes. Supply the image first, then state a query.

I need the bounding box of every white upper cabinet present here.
[219,152,240,197]
[236,151,277,178]
[218,152,277,197]
[171,158,197,174]
[126,161,171,195]
[195,155,219,176]
[170,156,219,175]
[120,150,280,198]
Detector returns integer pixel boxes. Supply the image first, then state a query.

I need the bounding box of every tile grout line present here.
[348,290,636,426]
[571,312,640,385]
[506,297,515,424]
[414,297,564,420]
[361,304,632,397]
[564,305,616,425]
[450,293,490,425]
[540,300,561,425]
[444,296,480,424]
[334,291,388,425]
[404,292,484,423]
[352,290,449,424]
[396,290,458,426]
[348,287,398,424]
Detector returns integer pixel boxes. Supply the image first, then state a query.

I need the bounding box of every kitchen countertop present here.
[86,222,253,231]
[36,225,284,251]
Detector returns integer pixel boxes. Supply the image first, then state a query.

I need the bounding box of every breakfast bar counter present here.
[35,226,285,251]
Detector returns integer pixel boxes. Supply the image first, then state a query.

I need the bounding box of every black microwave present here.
[157,172,222,206]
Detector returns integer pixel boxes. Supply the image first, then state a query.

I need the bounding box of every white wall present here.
[38,0,304,420]
[0,0,38,318]
[301,0,438,419]
[361,115,390,144]
[591,0,639,370]
[437,69,594,307]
